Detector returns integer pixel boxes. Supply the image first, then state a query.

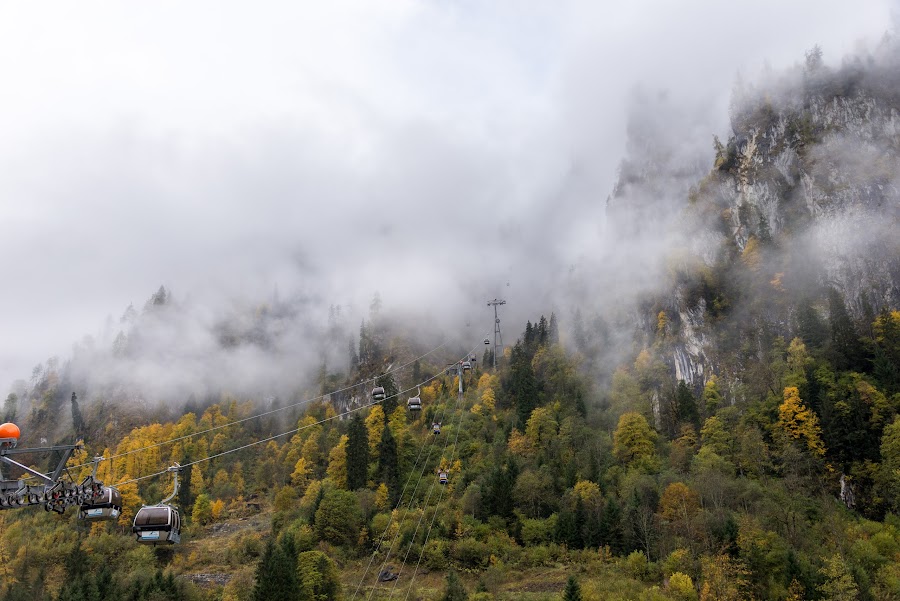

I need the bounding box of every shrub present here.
[423,539,450,570]
[625,550,649,580]
[452,537,490,569]
[668,572,697,601]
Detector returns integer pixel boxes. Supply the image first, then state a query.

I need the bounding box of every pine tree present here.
[537,315,549,346]
[2,393,16,423]
[796,301,827,350]
[563,576,583,601]
[252,538,299,601]
[442,571,467,601]
[548,312,560,345]
[346,414,368,491]
[827,288,865,371]
[70,392,85,438]
[378,424,400,506]
[506,342,539,427]
[675,381,699,428]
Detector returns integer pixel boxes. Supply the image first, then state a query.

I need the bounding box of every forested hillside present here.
[2,39,900,601]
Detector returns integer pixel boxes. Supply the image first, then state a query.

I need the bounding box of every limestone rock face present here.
[603,42,900,398]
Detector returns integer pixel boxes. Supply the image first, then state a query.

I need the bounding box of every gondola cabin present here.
[79,486,122,521]
[407,395,422,411]
[462,361,471,372]
[432,422,441,434]
[438,470,449,485]
[484,338,490,345]
[372,387,386,401]
[132,505,182,545]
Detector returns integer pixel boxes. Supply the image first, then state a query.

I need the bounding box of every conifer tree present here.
[378,423,400,505]
[548,312,560,345]
[537,315,549,346]
[442,571,467,601]
[252,538,299,601]
[2,393,17,423]
[346,413,368,491]
[563,576,583,601]
[506,342,539,426]
[827,288,865,371]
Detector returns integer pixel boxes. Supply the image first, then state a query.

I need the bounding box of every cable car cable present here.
[70,337,455,471]
[110,338,486,489]
[381,373,467,600]
[350,386,457,601]
[401,388,466,601]
[361,377,465,601]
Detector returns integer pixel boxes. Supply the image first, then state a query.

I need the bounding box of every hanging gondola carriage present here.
[372,386,386,401]
[78,486,122,521]
[407,386,422,411]
[484,338,490,345]
[432,422,441,435]
[132,464,182,545]
[133,504,182,544]
[438,470,449,485]
[462,361,471,372]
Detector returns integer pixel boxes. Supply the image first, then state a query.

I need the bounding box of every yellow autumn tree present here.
[777,386,826,457]
[211,499,225,521]
[292,457,311,491]
[326,435,348,488]
[116,478,143,527]
[365,405,386,455]
[507,428,530,457]
[613,412,657,464]
[657,311,669,338]
[573,480,603,512]
[191,463,206,494]
[741,236,762,272]
[374,483,390,511]
[388,404,409,447]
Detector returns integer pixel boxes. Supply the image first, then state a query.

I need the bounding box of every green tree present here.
[297,550,342,601]
[378,423,400,505]
[827,288,865,371]
[563,575,582,601]
[796,301,827,350]
[872,310,900,394]
[346,413,368,491]
[252,539,299,601]
[314,489,361,547]
[442,571,467,601]
[818,554,858,601]
[548,312,560,345]
[878,416,900,513]
[2,393,16,423]
[506,341,540,425]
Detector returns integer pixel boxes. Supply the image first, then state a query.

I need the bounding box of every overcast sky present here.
[0,0,895,393]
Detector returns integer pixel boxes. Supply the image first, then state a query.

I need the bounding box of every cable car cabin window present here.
[134,507,173,529]
[83,487,122,510]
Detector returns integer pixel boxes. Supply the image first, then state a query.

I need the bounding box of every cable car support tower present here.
[0,437,104,513]
[487,298,506,370]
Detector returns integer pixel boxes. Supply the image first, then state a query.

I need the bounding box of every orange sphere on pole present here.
[0,423,21,439]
